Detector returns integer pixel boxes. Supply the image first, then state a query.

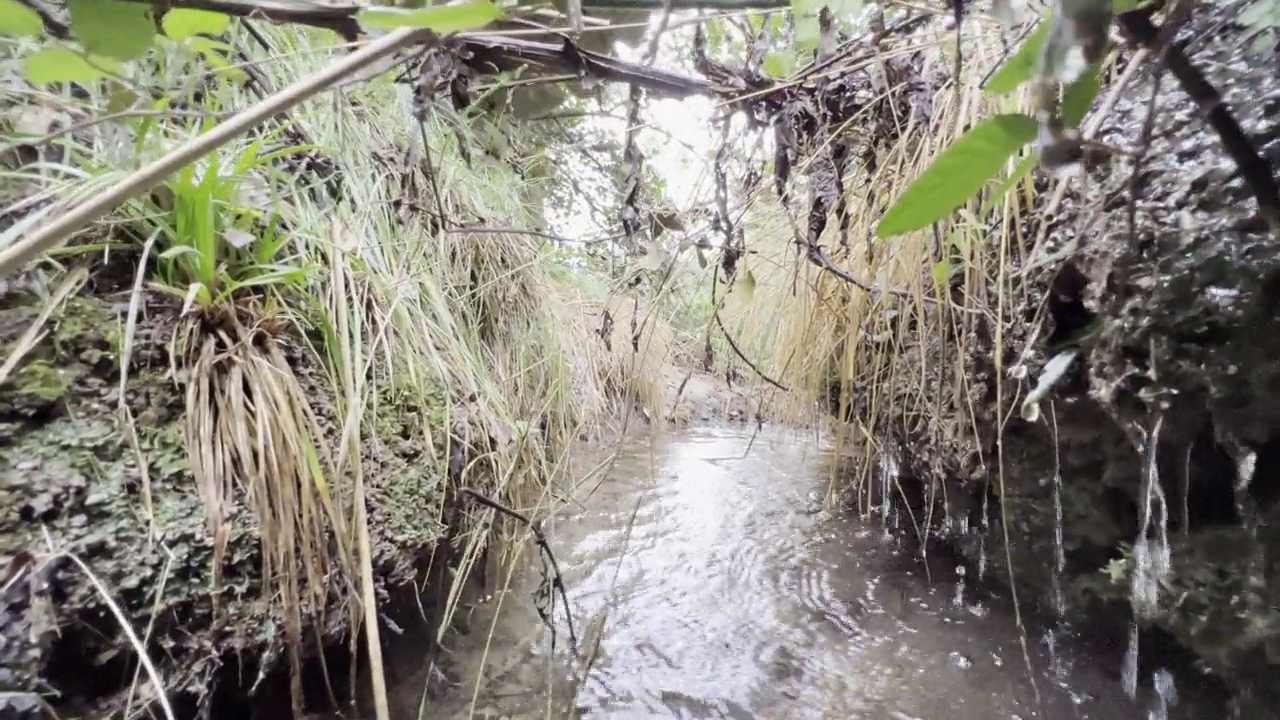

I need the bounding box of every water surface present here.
[432,427,1203,720]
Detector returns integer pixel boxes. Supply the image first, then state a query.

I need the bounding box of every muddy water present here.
[434,427,1206,720]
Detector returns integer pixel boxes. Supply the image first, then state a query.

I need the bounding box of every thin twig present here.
[713,311,790,391]
[458,488,578,655]
[1118,9,1280,230]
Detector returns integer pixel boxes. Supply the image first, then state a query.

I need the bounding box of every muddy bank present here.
[842,1,1280,714]
[0,282,466,718]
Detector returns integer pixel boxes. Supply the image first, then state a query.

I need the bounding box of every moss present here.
[363,383,449,581]
[8,359,71,404]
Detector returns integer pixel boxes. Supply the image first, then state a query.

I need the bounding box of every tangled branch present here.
[458,488,578,656]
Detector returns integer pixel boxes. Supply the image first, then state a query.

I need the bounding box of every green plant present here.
[874,1,1132,238]
[123,125,315,308]
[0,0,504,88]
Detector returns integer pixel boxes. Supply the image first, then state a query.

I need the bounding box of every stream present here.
[428,427,1212,720]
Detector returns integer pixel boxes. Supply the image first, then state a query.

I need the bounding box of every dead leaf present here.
[12,104,62,139]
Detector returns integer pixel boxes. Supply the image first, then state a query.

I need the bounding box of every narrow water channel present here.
[431,427,1209,720]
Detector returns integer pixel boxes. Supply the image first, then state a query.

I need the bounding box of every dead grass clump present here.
[722,16,1041,499]
[551,279,680,433]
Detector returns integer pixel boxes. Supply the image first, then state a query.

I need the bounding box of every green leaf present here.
[794,15,821,51]
[931,260,950,289]
[984,20,1047,95]
[162,8,231,40]
[23,47,113,86]
[1061,63,1101,128]
[877,113,1039,238]
[0,0,44,38]
[763,51,796,78]
[67,0,156,61]
[356,1,503,34]
[992,153,1039,201]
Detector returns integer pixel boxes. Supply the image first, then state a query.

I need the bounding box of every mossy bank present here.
[828,1,1280,714]
[0,282,458,717]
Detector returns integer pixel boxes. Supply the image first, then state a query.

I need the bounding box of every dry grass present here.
[551,280,680,433]
[0,17,691,720]
[723,17,1043,494]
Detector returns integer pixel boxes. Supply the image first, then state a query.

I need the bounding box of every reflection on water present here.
[434,428,1208,720]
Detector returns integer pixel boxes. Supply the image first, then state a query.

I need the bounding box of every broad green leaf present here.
[984,20,1047,95]
[0,0,44,38]
[23,47,111,86]
[67,0,156,61]
[1061,63,1101,128]
[877,113,1039,238]
[763,51,796,78]
[357,1,504,34]
[162,8,231,40]
[992,153,1039,201]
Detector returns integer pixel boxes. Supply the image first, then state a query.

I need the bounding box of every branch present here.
[1118,10,1280,231]
[101,0,733,98]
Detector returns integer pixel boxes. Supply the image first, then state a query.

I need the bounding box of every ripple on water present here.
[453,429,1213,720]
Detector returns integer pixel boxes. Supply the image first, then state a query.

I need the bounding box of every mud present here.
[850,1,1280,714]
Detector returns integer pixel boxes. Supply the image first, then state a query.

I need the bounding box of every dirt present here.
[842,2,1280,715]
[660,366,764,427]
[0,285,461,719]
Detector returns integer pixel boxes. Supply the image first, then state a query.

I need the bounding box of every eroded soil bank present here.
[0,274,752,718]
[0,284,459,718]
[848,0,1280,714]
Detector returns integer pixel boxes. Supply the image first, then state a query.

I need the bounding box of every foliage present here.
[120,125,314,309]
[0,0,504,88]
[983,22,1048,95]
[876,114,1039,237]
[877,9,1108,239]
[0,0,43,38]
[0,5,695,717]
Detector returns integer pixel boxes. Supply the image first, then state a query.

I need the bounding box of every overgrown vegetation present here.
[0,2,704,718]
[3,0,1280,716]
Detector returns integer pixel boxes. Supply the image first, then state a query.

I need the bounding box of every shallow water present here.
[430,427,1210,720]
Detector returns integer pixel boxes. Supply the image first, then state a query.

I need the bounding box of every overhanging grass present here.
[717,17,1042,500]
[1,17,690,719]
